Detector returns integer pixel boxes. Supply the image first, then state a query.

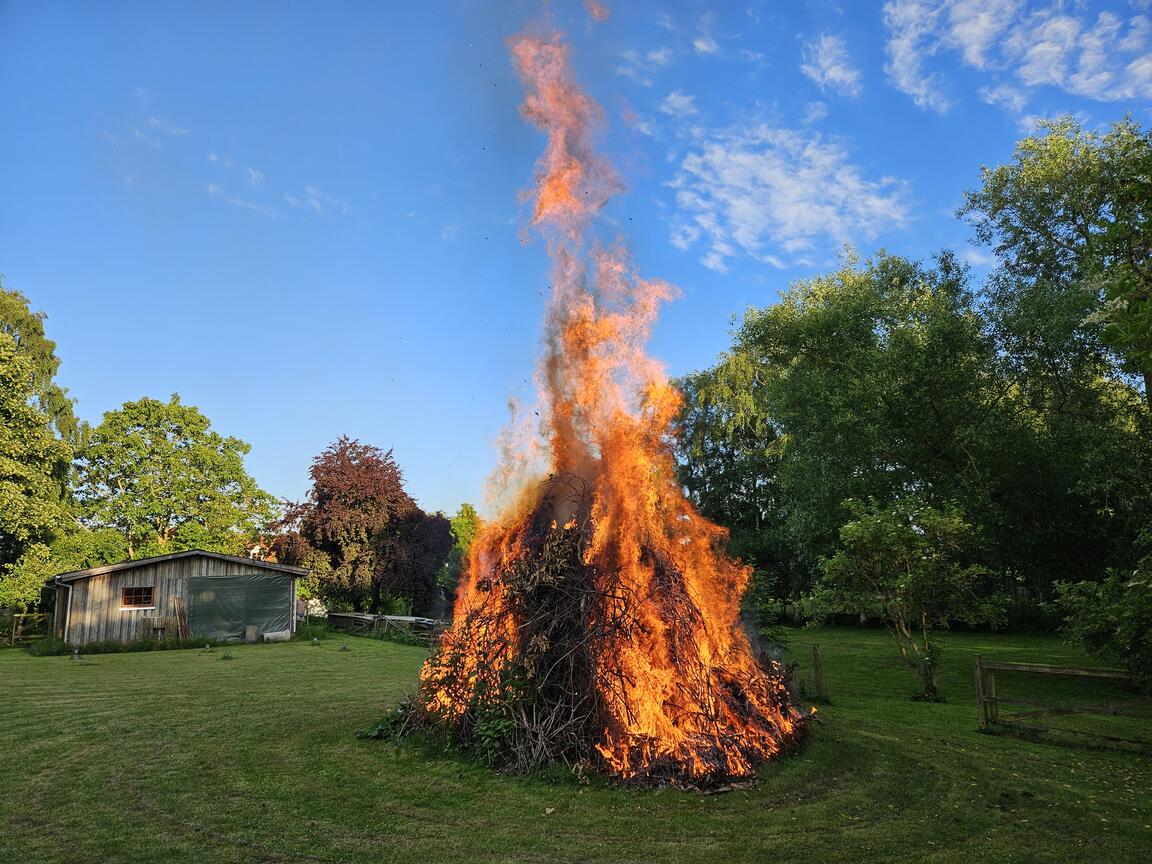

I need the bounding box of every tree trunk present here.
[1143,368,1151,411]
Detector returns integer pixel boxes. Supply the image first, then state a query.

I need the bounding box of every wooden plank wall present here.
[66,556,291,645]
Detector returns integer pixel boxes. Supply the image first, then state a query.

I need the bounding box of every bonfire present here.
[415,15,807,787]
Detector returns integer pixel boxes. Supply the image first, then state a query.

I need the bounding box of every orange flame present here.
[420,20,804,785]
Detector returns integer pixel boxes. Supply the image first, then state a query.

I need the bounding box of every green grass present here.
[1,628,1149,863]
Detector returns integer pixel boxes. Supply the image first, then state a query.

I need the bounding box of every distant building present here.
[47,549,309,645]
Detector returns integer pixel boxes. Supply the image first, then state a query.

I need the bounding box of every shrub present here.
[1056,571,1152,692]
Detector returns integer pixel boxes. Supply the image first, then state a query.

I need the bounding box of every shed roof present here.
[50,549,309,583]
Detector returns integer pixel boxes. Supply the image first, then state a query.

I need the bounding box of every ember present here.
[417,14,806,787]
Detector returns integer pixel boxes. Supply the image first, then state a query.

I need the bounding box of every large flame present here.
[419,16,804,786]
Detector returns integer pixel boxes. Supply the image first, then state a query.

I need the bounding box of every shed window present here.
[121,586,154,609]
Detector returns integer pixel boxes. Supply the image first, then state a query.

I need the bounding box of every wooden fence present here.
[974,656,1150,749]
[4,613,50,647]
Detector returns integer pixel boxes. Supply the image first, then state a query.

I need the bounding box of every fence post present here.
[987,666,998,724]
[975,655,988,729]
[811,644,827,702]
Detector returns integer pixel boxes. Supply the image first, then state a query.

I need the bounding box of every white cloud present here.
[979,82,1028,113]
[883,0,952,113]
[961,245,996,267]
[803,100,829,125]
[147,115,188,135]
[883,1,1152,114]
[659,90,698,117]
[668,124,910,271]
[246,168,264,187]
[301,185,348,218]
[441,224,460,241]
[800,34,863,97]
[616,46,676,87]
[207,182,276,218]
[693,34,720,56]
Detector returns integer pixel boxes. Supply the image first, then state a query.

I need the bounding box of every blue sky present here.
[2,0,1150,517]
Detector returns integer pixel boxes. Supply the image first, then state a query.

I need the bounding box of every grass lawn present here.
[2,628,1149,864]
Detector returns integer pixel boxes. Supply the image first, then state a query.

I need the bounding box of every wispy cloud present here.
[659,90,698,117]
[147,116,188,136]
[284,185,348,218]
[883,0,952,113]
[800,34,863,97]
[883,1,1152,116]
[616,46,675,87]
[668,125,910,271]
[961,245,997,267]
[694,14,720,56]
[207,182,277,218]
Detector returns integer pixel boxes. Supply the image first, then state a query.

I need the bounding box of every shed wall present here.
[66,556,292,645]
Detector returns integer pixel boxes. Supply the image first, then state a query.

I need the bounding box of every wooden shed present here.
[48,550,309,646]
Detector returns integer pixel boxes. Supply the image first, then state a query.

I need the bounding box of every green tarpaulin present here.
[186,572,293,641]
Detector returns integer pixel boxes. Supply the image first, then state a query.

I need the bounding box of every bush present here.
[27,637,73,656]
[1056,570,1152,692]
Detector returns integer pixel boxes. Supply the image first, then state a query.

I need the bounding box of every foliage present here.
[676,250,1152,606]
[961,115,1152,402]
[75,394,278,558]
[0,281,82,445]
[1056,570,1152,692]
[816,497,1006,700]
[438,502,482,595]
[0,333,72,607]
[276,437,450,615]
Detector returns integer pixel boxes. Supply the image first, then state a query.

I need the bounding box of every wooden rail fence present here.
[5,613,50,646]
[974,656,1150,750]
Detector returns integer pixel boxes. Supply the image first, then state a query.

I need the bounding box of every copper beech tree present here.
[274,437,450,616]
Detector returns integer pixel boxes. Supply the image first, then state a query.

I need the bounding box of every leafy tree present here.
[676,251,1151,602]
[816,497,1005,700]
[961,116,1152,404]
[439,502,482,595]
[75,395,277,558]
[679,253,1007,577]
[0,333,71,607]
[0,281,82,446]
[1056,570,1152,693]
[279,437,448,614]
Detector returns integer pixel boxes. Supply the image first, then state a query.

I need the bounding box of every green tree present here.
[75,395,277,558]
[0,332,71,607]
[0,281,82,446]
[676,250,1151,601]
[679,252,1008,578]
[816,497,1005,700]
[961,116,1152,404]
[439,502,482,596]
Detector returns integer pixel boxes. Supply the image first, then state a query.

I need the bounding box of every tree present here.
[816,497,1005,700]
[75,395,276,558]
[0,333,71,607]
[0,281,82,446]
[961,116,1152,405]
[438,502,482,596]
[678,252,1009,581]
[279,437,447,614]
[386,510,453,617]
[676,250,1152,602]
